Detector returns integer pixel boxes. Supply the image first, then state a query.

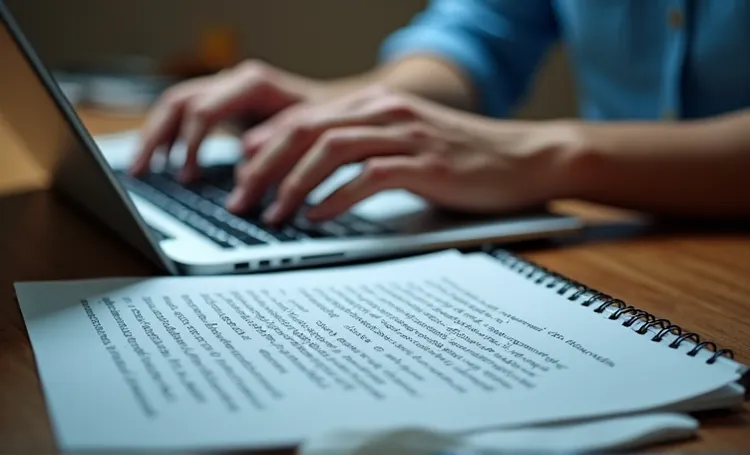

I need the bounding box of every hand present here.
[129,60,322,181]
[228,86,581,224]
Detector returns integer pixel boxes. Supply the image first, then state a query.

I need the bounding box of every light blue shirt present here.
[379,0,750,120]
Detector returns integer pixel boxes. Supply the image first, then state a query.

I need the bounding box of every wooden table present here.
[1,110,749,453]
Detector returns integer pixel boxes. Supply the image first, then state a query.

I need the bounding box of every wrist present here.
[557,121,603,200]
[523,120,601,201]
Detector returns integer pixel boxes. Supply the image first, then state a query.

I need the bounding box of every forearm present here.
[316,56,478,112]
[566,109,750,218]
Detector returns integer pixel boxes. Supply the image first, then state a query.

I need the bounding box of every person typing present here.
[130,0,750,225]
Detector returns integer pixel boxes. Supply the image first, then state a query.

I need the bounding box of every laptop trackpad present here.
[306,164,503,234]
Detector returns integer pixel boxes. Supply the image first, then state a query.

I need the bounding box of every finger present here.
[177,70,249,181]
[263,125,424,224]
[226,94,418,213]
[130,78,208,175]
[131,104,177,175]
[305,156,428,221]
[241,122,275,159]
[178,63,297,182]
[227,103,328,213]
[227,127,310,213]
[240,106,302,159]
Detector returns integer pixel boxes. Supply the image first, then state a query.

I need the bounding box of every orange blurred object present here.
[160,25,240,79]
[200,26,240,70]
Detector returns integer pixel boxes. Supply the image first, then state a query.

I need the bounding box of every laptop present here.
[0,2,582,275]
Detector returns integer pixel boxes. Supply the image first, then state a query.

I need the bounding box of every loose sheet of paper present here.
[299,413,700,455]
[15,251,739,451]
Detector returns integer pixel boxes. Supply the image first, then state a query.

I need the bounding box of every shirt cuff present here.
[378,27,508,118]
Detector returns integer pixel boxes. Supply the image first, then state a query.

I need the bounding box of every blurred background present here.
[4,0,577,118]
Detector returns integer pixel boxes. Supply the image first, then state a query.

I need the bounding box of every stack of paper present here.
[14,250,747,453]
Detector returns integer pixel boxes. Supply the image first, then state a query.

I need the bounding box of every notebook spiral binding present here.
[484,247,734,365]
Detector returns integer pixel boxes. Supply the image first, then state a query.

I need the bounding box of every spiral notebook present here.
[13,249,749,452]
[483,246,740,367]
[478,247,749,410]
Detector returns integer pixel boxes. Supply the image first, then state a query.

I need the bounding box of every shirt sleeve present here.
[378,0,559,117]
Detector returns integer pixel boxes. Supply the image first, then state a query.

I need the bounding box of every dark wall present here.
[4,0,576,118]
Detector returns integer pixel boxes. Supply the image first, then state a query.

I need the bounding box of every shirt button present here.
[668,8,684,29]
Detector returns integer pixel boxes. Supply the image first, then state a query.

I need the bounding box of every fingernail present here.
[226,188,247,211]
[262,202,282,225]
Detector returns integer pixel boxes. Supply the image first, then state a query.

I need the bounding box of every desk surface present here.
[1,111,749,454]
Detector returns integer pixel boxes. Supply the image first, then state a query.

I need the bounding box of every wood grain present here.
[0,111,748,453]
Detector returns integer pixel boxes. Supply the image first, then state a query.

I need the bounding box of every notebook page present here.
[15,251,739,451]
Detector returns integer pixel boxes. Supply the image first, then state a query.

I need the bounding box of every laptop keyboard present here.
[115,164,389,249]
